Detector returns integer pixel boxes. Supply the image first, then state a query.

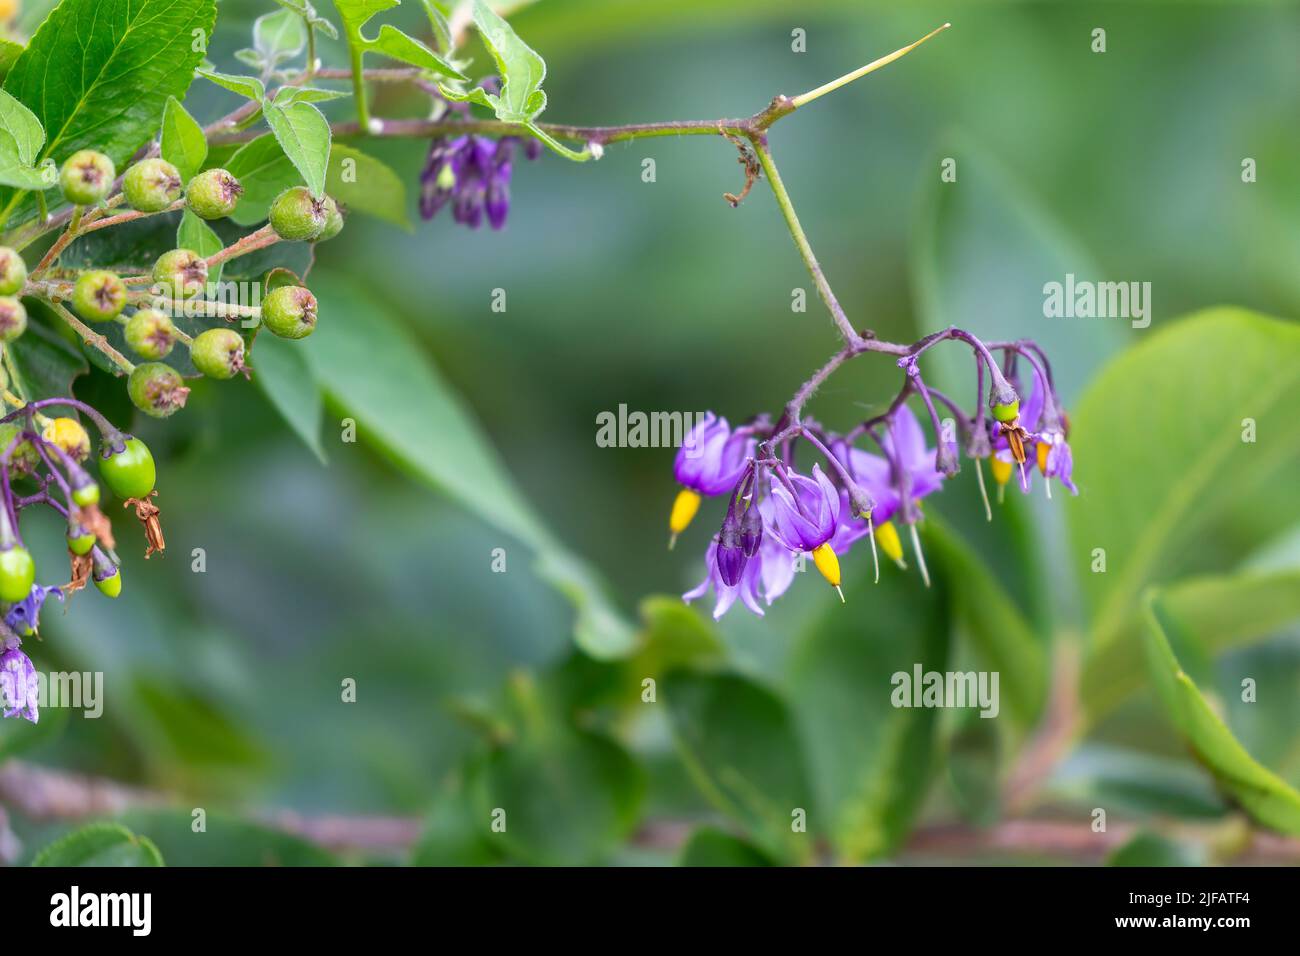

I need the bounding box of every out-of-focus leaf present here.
[161,96,208,183]
[664,671,813,863]
[1142,591,1300,834]
[120,810,338,866]
[32,822,163,866]
[1076,311,1300,685]
[946,711,1001,826]
[410,768,502,866]
[254,8,307,68]
[678,826,777,866]
[325,144,410,230]
[251,332,326,463]
[1084,568,1300,720]
[303,275,635,657]
[1049,744,1228,820]
[8,314,88,401]
[790,560,951,862]
[177,209,225,284]
[1108,831,1205,867]
[927,521,1046,724]
[131,676,269,773]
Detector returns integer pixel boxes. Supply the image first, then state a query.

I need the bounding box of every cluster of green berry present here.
[44,150,339,418]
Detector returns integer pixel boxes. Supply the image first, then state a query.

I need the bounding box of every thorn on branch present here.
[721,131,762,208]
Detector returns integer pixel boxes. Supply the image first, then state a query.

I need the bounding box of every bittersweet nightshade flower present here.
[6,584,63,637]
[420,134,538,230]
[684,502,798,620]
[667,413,754,547]
[0,640,38,723]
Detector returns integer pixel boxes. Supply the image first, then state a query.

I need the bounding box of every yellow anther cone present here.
[811,542,844,602]
[1036,441,1050,475]
[668,488,701,548]
[875,520,906,568]
[990,456,1013,486]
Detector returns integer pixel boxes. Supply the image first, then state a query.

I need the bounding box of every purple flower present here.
[684,508,799,620]
[673,413,752,496]
[768,464,841,552]
[419,133,539,231]
[5,584,63,637]
[0,643,38,723]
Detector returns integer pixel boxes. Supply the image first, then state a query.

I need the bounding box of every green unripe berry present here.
[261,285,317,339]
[0,546,35,603]
[0,246,27,295]
[128,362,190,418]
[0,296,25,342]
[152,248,208,300]
[100,437,156,500]
[186,168,244,220]
[94,567,122,598]
[125,308,177,360]
[0,423,39,476]
[269,186,327,241]
[72,481,100,508]
[59,150,116,206]
[991,400,1020,424]
[191,327,246,380]
[123,158,182,212]
[67,527,97,556]
[316,196,344,242]
[72,270,127,322]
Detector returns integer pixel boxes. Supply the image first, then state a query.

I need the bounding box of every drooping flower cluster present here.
[419,79,543,230]
[669,335,1076,619]
[0,398,163,723]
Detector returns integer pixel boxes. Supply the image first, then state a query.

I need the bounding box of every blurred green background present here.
[3,0,1299,866]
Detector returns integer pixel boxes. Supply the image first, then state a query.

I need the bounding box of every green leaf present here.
[790,561,952,862]
[224,133,300,226]
[473,726,644,865]
[275,87,350,106]
[302,274,635,657]
[411,769,502,866]
[0,87,45,165]
[32,822,164,867]
[368,24,457,74]
[119,810,338,866]
[678,827,777,866]
[263,100,331,199]
[254,8,307,68]
[8,313,88,401]
[333,0,399,31]
[196,69,266,102]
[0,155,56,190]
[470,0,547,122]
[926,521,1046,725]
[1,0,216,221]
[420,0,453,53]
[252,332,326,463]
[945,711,1002,826]
[1084,568,1300,719]
[664,671,813,862]
[161,96,208,183]
[1074,311,1300,666]
[0,40,23,81]
[325,143,409,230]
[275,0,339,41]
[1142,591,1300,834]
[1108,831,1205,867]
[177,209,224,284]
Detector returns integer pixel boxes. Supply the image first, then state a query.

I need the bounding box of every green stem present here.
[349,41,369,129]
[46,301,135,375]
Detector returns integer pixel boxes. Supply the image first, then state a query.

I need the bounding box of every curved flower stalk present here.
[669,333,1077,619]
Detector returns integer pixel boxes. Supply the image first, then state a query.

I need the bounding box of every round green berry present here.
[991,399,1020,424]
[0,246,27,296]
[269,186,327,241]
[185,167,244,219]
[128,362,190,418]
[152,248,208,300]
[316,196,344,242]
[123,158,182,212]
[100,437,156,500]
[191,327,245,380]
[0,545,35,603]
[59,150,116,206]
[124,308,177,360]
[0,296,25,342]
[0,423,38,476]
[72,270,127,322]
[72,481,99,508]
[94,566,122,599]
[261,285,317,339]
[67,526,97,556]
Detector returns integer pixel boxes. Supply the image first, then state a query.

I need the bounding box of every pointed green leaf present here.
[254,8,307,67]
[678,827,777,866]
[32,822,164,867]
[196,69,266,102]
[471,0,547,122]
[263,100,331,199]
[367,24,463,77]
[161,96,208,183]
[224,133,300,226]
[0,87,44,165]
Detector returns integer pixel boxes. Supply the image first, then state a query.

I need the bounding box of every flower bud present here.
[72,270,127,322]
[715,511,747,587]
[0,646,39,722]
[191,327,246,380]
[0,296,26,342]
[124,308,178,359]
[59,150,116,206]
[128,362,190,418]
[261,285,317,339]
[185,168,243,219]
[122,158,183,212]
[739,505,763,557]
[0,246,27,296]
